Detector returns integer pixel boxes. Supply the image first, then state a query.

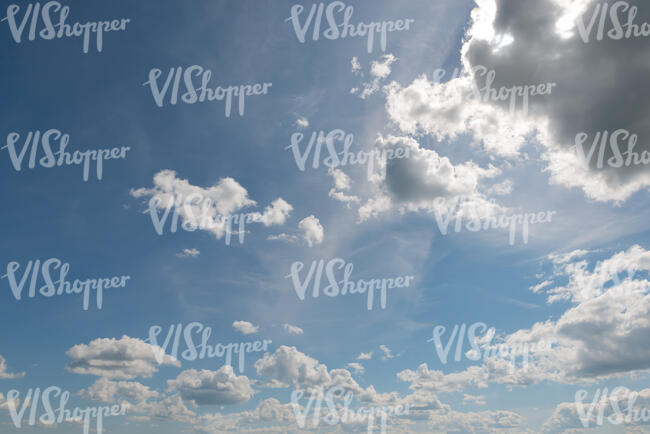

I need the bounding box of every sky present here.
[1,0,650,433]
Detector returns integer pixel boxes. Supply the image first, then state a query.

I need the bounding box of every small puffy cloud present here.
[371,54,397,79]
[548,249,592,265]
[529,280,553,294]
[130,170,292,240]
[232,321,259,335]
[66,336,180,379]
[269,215,324,247]
[297,216,324,247]
[485,180,513,196]
[0,355,24,379]
[357,352,373,360]
[351,56,361,75]
[255,346,330,390]
[328,169,360,205]
[282,324,304,335]
[176,248,200,258]
[346,363,365,374]
[356,54,397,99]
[131,394,196,424]
[380,345,394,360]
[295,116,309,129]
[167,366,254,406]
[463,394,486,405]
[82,377,160,404]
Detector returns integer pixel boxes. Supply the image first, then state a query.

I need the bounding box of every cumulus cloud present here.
[282,324,304,335]
[346,362,365,374]
[0,355,24,379]
[66,336,180,379]
[176,248,200,258]
[427,409,524,432]
[167,366,254,406]
[542,387,650,432]
[233,321,260,335]
[254,346,363,395]
[399,245,650,393]
[352,54,397,98]
[82,377,160,404]
[380,345,395,360]
[357,135,503,222]
[357,352,373,360]
[295,116,309,129]
[385,0,650,202]
[131,394,196,424]
[297,215,324,247]
[328,168,361,206]
[463,394,487,405]
[131,170,292,239]
[268,215,324,247]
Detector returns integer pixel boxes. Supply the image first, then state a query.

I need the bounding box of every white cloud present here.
[254,346,363,395]
[297,215,324,247]
[346,362,365,374]
[463,394,486,405]
[295,116,309,129]
[0,355,24,379]
[82,377,160,404]
[380,345,394,360]
[529,279,553,294]
[176,248,200,258]
[328,168,360,206]
[131,170,292,239]
[268,215,324,247]
[398,246,650,393]
[232,321,259,335]
[357,135,503,222]
[167,366,254,406]
[548,249,592,265]
[66,336,180,379]
[131,394,196,424]
[542,387,650,432]
[353,54,397,99]
[427,409,524,432]
[357,352,373,361]
[485,180,513,196]
[282,324,303,335]
[351,56,361,75]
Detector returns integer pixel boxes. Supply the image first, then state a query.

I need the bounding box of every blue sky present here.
[2,0,650,433]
